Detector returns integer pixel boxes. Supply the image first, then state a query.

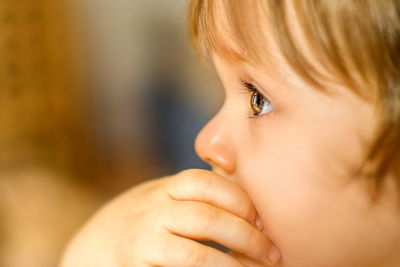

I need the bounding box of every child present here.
[61,0,400,266]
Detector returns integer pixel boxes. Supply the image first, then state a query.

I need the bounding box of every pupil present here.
[251,92,265,114]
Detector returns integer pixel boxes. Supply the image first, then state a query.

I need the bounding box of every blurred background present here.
[0,0,222,266]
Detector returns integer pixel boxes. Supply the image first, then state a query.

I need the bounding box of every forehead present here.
[207,1,248,62]
[205,0,291,70]
[197,0,343,89]
[208,3,294,73]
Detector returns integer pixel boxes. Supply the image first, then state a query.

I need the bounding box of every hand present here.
[60,169,280,266]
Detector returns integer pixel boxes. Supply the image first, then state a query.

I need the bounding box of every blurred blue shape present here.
[143,70,211,174]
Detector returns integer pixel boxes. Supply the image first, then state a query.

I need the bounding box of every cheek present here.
[235,121,379,267]
[238,156,338,266]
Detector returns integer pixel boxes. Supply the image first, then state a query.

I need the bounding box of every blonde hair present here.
[188,0,400,193]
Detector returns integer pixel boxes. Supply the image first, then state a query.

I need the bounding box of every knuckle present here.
[186,246,209,266]
[246,227,262,253]
[177,169,203,187]
[202,205,221,228]
[236,196,252,219]
[178,169,214,192]
[167,169,202,196]
[190,203,221,233]
[178,169,206,180]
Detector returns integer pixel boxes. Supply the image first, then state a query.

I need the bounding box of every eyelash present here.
[240,78,257,94]
[239,77,274,118]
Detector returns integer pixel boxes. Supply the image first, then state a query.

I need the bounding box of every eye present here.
[241,79,276,117]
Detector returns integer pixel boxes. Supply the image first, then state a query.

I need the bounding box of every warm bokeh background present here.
[0,0,222,266]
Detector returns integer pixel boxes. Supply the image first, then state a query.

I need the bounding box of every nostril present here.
[203,156,216,168]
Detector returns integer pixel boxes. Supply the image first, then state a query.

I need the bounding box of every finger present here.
[164,200,279,266]
[230,251,268,267]
[167,169,259,227]
[148,233,246,267]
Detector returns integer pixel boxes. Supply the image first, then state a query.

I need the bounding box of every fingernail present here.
[266,245,280,265]
[256,217,264,230]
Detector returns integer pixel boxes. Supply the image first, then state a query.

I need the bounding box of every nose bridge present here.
[195,109,236,174]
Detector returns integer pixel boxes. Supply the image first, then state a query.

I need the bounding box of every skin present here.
[194,50,400,266]
[61,1,400,266]
[61,51,400,267]
[193,1,400,266]
[60,170,279,266]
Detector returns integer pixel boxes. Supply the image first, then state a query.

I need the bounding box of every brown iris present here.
[250,91,267,116]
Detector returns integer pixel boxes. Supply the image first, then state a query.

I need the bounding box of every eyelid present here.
[251,82,274,104]
[239,76,273,102]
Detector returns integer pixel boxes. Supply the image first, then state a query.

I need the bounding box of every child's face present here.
[194,50,400,266]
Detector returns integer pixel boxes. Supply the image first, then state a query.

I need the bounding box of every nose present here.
[194,111,236,174]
